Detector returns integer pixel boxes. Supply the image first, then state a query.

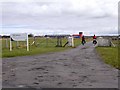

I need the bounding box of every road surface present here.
[2,42,118,88]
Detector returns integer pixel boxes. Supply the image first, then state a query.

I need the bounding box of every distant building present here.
[73,32,83,38]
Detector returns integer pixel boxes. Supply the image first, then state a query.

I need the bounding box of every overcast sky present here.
[0,0,119,35]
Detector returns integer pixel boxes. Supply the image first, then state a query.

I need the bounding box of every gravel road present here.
[2,42,118,88]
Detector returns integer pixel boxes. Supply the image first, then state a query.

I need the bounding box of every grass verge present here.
[96,47,119,69]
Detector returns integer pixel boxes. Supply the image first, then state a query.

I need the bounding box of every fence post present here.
[10,37,12,51]
[6,38,8,48]
[27,34,29,51]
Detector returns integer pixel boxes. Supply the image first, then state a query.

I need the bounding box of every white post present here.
[27,34,29,51]
[10,37,12,51]
[72,36,74,47]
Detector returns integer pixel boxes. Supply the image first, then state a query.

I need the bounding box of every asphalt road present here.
[2,42,118,88]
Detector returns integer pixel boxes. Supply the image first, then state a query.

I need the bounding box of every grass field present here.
[2,37,87,58]
[2,36,119,69]
[96,40,119,69]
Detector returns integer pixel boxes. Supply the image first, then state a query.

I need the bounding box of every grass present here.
[112,40,119,46]
[2,46,69,58]
[2,37,84,58]
[96,40,119,69]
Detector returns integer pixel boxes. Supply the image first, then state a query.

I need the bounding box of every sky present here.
[0,0,119,36]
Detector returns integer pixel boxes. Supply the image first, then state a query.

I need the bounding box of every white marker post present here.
[26,34,29,51]
[72,36,74,47]
[10,37,12,51]
[68,36,74,47]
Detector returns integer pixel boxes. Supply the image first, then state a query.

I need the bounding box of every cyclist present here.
[93,34,97,45]
[81,35,86,45]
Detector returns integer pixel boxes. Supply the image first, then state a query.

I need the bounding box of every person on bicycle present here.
[93,34,97,39]
[93,34,97,45]
[82,35,86,45]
